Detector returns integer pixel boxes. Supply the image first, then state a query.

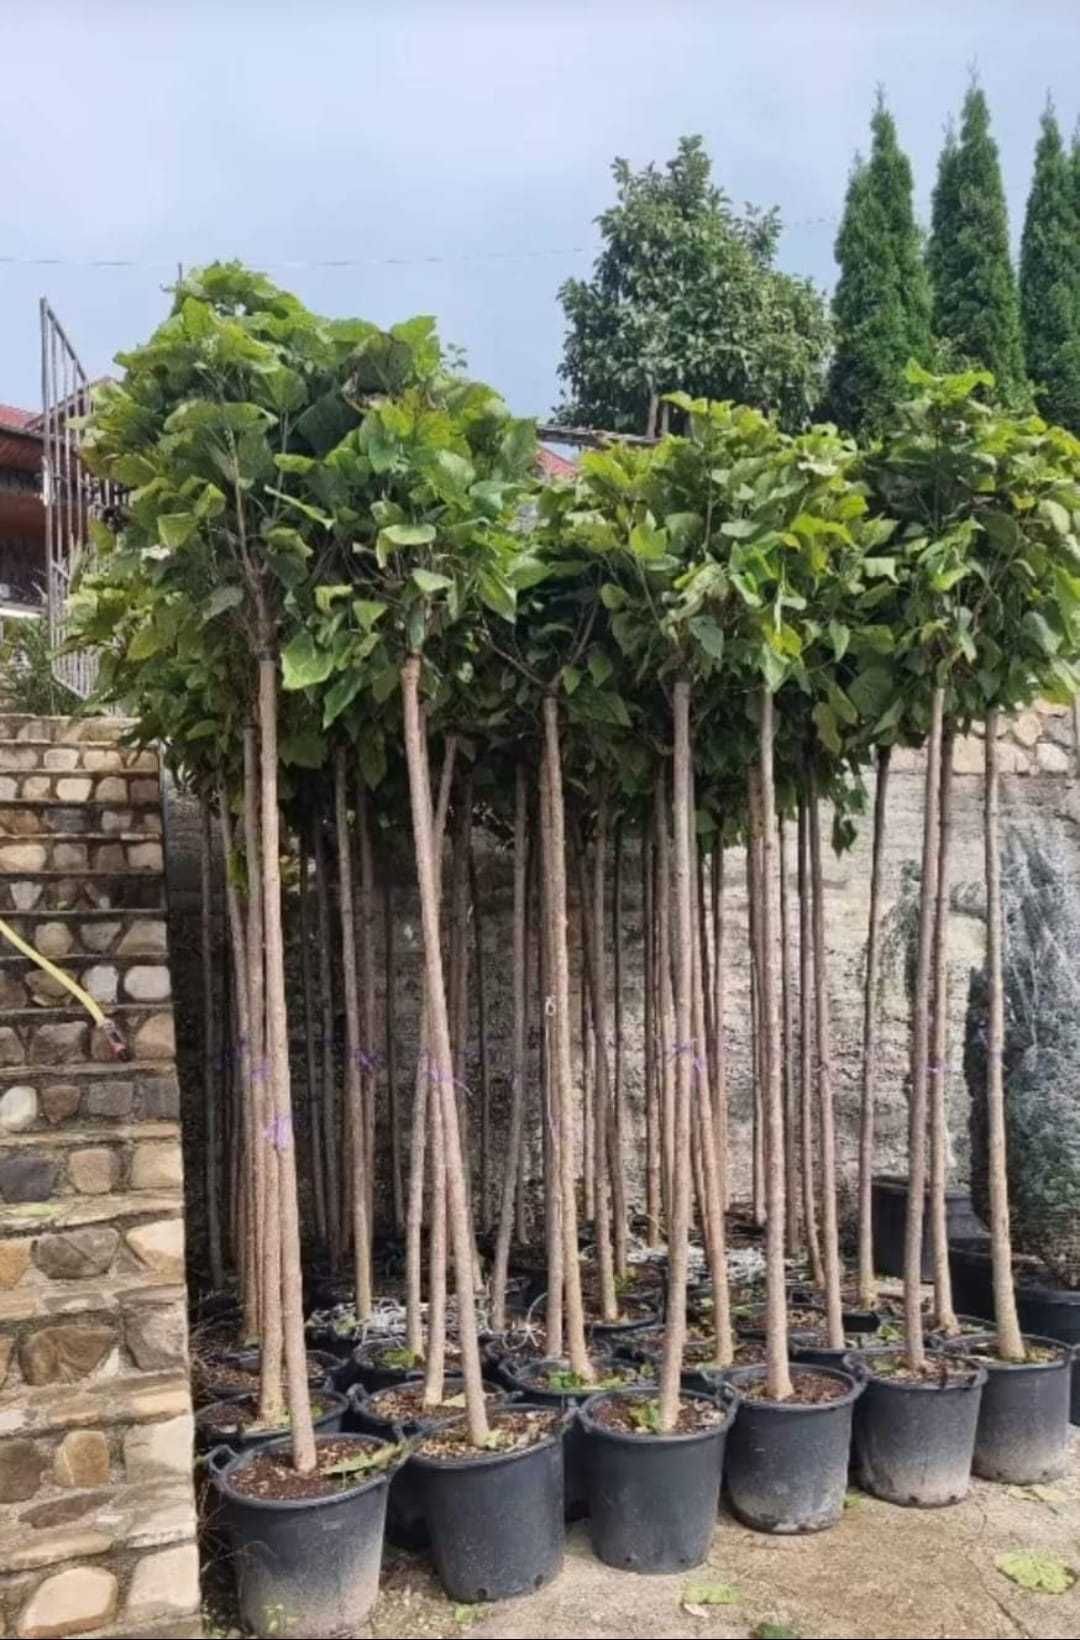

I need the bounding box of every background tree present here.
[555,136,831,434]
[828,92,931,433]
[1020,102,1080,430]
[926,84,1026,402]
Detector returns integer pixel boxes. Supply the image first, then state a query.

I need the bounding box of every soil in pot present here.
[195,1390,346,1454]
[580,1387,737,1573]
[852,1351,986,1507]
[724,1365,864,1534]
[412,1407,566,1602]
[211,1433,396,1638]
[501,1355,651,1520]
[351,1338,437,1393]
[938,1333,1073,1484]
[736,1305,824,1345]
[192,1349,335,1407]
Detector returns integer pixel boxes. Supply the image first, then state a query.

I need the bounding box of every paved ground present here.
[367,1434,1080,1640]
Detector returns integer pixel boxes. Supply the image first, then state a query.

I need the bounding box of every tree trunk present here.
[219,792,256,1337]
[611,819,628,1279]
[581,974,594,1224]
[401,658,488,1442]
[312,814,341,1267]
[423,1045,448,1402]
[540,693,591,1377]
[758,691,792,1401]
[689,801,732,1367]
[299,826,328,1251]
[200,797,225,1291]
[711,843,728,1216]
[257,653,315,1472]
[807,766,844,1351]
[643,827,661,1241]
[779,816,800,1257]
[357,789,378,1250]
[574,806,617,1324]
[470,843,491,1231]
[334,748,373,1321]
[491,765,529,1332]
[797,797,823,1288]
[747,779,766,1226]
[654,774,676,1232]
[538,792,564,1359]
[930,722,958,1333]
[659,678,695,1429]
[384,874,402,1233]
[985,711,1024,1362]
[904,686,944,1373]
[857,744,892,1309]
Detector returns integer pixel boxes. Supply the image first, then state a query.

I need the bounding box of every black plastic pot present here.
[195,1388,348,1455]
[736,1306,822,1347]
[616,1337,725,1396]
[412,1405,566,1602]
[949,1238,1080,1426]
[500,1354,631,1520]
[724,1365,863,1534]
[209,1433,394,1637]
[939,1333,1075,1484]
[351,1340,427,1394]
[851,1353,986,1506]
[874,1176,980,1281]
[925,1315,1000,1350]
[580,1386,736,1572]
[195,1348,337,1406]
[347,1378,512,1549]
[482,1330,548,1389]
[589,1308,661,1347]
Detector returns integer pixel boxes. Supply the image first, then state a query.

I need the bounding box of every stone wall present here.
[0,715,198,1639]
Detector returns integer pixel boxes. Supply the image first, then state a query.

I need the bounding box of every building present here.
[0,404,45,623]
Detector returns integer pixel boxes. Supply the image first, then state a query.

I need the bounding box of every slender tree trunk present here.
[492,766,529,1331]
[611,819,628,1278]
[200,797,224,1291]
[299,827,328,1251]
[384,874,402,1233]
[257,652,315,1471]
[541,693,591,1377]
[985,711,1024,1362]
[335,749,373,1319]
[689,800,732,1367]
[401,658,488,1442]
[808,766,844,1351]
[575,806,617,1323]
[857,745,892,1310]
[470,843,491,1231]
[930,722,958,1333]
[797,797,824,1287]
[659,678,695,1428]
[423,1048,448,1403]
[581,976,595,1223]
[643,827,661,1241]
[537,795,563,1358]
[747,781,766,1225]
[758,691,793,1401]
[219,792,255,1335]
[779,817,800,1257]
[655,773,677,1232]
[312,815,340,1267]
[357,789,378,1250]
[904,686,945,1373]
[711,843,728,1216]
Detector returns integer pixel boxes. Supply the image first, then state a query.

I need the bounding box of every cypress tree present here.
[1020,103,1080,430]
[927,84,1026,402]
[829,92,931,433]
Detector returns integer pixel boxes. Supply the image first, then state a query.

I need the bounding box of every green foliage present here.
[0,617,78,717]
[828,92,932,434]
[927,86,1026,404]
[965,830,1080,1287]
[995,1550,1076,1593]
[1020,103,1080,431]
[555,136,830,434]
[681,1581,739,1609]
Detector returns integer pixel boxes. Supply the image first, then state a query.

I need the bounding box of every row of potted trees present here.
[71,266,1080,1634]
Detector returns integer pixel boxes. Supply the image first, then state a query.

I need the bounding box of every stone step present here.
[0,1065,179,1131]
[0,739,157,773]
[0,872,165,913]
[0,1005,175,1073]
[0,836,164,875]
[0,714,138,745]
[0,767,161,804]
[0,953,173,1011]
[0,911,168,962]
[0,800,162,836]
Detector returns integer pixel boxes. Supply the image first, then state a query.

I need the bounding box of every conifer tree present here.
[829,93,931,432]
[1020,103,1080,429]
[927,84,1026,402]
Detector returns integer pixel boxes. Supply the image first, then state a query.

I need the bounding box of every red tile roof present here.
[536,445,578,481]
[0,405,38,431]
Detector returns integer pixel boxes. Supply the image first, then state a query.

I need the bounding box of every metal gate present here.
[40,298,117,699]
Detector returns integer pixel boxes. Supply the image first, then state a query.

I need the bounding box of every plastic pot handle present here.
[841,1352,870,1383]
[205,1444,234,1480]
[347,1382,369,1413]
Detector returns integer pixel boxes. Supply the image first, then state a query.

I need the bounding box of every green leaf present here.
[688,615,725,661]
[266,487,332,528]
[828,620,850,660]
[411,569,453,595]
[813,701,842,755]
[562,665,582,695]
[600,583,628,611]
[848,665,895,719]
[588,649,613,686]
[203,584,244,622]
[478,570,516,622]
[1021,610,1060,656]
[1039,498,1071,536]
[381,523,437,548]
[682,1581,739,1608]
[353,600,388,631]
[281,631,335,692]
[996,1551,1076,1593]
[158,513,197,549]
[322,670,365,728]
[315,585,352,615]
[753,1624,800,1639]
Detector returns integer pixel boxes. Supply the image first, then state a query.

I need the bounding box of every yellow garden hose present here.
[0,917,128,1059]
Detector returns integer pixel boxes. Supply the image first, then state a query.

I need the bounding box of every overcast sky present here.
[1,1,1076,418]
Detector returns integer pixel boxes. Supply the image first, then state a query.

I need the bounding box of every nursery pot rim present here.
[938,1331,1078,1369]
[196,1385,348,1440]
[578,1382,737,1445]
[724,1362,864,1411]
[348,1376,512,1432]
[847,1350,989,1393]
[874,1172,970,1202]
[208,1430,398,1512]
[409,1402,570,1473]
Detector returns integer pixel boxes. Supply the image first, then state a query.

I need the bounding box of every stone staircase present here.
[0,716,199,1638]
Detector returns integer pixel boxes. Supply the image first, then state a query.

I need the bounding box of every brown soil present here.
[192,1353,329,1402]
[414,1407,562,1461]
[739,1371,850,1405]
[738,1305,823,1332]
[197,1391,336,1437]
[962,1339,1064,1367]
[590,1394,728,1435]
[366,1383,505,1425]
[227,1436,389,1501]
[865,1354,981,1387]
